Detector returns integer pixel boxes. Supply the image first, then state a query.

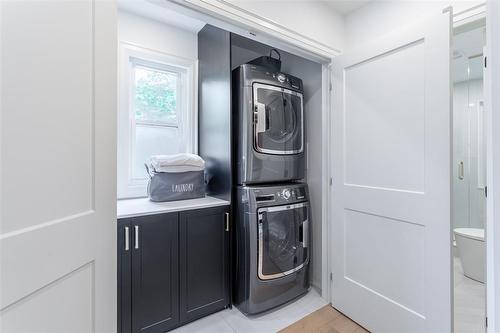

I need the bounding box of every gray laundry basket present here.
[145,164,206,202]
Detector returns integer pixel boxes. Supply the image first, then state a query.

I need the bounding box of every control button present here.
[277,73,286,83]
[282,189,291,200]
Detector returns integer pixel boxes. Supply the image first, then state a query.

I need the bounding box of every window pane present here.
[133,65,178,125]
[132,124,182,180]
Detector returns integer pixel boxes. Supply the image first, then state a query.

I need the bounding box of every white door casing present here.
[0,1,117,332]
[331,11,452,333]
[486,1,500,331]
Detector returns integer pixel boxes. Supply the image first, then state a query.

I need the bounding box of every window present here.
[118,43,196,198]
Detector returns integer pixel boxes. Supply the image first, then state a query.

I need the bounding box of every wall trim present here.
[168,0,340,59]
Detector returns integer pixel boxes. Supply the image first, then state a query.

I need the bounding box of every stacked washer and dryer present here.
[233,63,311,315]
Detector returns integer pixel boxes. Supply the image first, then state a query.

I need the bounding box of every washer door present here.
[253,83,304,155]
[257,202,309,280]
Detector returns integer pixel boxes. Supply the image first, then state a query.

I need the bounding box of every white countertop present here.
[117,196,230,219]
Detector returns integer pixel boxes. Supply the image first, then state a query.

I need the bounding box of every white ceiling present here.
[118,0,372,32]
[118,0,206,32]
[323,0,372,15]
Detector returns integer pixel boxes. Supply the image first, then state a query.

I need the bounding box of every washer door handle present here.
[302,220,309,248]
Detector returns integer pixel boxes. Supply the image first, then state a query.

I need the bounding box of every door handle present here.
[302,220,309,248]
[224,212,230,232]
[458,161,464,180]
[124,226,130,251]
[255,102,266,133]
[134,225,139,249]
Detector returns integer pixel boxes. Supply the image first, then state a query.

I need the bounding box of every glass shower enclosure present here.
[452,27,486,231]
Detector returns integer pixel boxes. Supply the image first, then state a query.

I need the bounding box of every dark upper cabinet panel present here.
[198,25,232,201]
[179,206,230,323]
[130,213,179,333]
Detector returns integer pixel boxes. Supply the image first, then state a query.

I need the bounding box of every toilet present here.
[454,228,485,283]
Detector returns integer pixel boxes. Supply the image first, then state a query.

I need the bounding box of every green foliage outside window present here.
[134,66,178,125]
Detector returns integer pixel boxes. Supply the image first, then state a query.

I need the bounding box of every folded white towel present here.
[150,153,205,173]
[152,164,204,173]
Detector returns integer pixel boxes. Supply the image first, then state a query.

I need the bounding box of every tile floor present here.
[454,257,485,333]
[171,288,328,333]
[172,261,484,333]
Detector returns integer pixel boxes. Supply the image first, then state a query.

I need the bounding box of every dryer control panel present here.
[242,64,304,92]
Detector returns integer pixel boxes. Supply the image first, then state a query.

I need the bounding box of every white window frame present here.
[117,42,197,199]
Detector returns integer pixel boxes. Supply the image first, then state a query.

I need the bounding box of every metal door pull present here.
[134,225,139,249]
[225,212,230,232]
[255,103,266,133]
[302,220,309,248]
[124,226,129,251]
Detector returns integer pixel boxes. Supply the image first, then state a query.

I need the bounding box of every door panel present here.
[0,2,116,332]
[344,41,425,192]
[131,214,179,333]
[179,207,229,323]
[332,12,451,333]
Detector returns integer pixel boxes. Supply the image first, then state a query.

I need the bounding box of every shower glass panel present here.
[452,47,486,230]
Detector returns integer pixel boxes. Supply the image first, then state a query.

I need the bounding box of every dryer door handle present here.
[255,102,267,133]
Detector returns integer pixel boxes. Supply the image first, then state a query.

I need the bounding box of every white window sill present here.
[117,196,230,219]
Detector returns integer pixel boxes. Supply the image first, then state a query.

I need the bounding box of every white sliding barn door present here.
[331,11,452,333]
[0,2,117,332]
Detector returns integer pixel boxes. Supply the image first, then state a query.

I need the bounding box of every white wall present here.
[230,0,345,52]
[345,1,484,50]
[117,10,198,198]
[118,10,197,59]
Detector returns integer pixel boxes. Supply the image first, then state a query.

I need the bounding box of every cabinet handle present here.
[134,225,139,249]
[124,226,129,251]
[225,212,230,232]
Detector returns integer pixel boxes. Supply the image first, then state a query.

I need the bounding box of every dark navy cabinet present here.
[180,207,230,323]
[118,205,230,333]
[132,213,179,333]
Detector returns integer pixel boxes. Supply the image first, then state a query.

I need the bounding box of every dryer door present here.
[253,83,304,155]
[257,202,309,280]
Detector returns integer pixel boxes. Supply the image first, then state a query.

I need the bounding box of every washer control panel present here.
[251,184,308,206]
[281,189,291,200]
[275,187,306,202]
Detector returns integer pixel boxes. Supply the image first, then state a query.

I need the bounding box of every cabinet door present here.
[131,213,179,333]
[179,206,230,323]
[118,220,132,333]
